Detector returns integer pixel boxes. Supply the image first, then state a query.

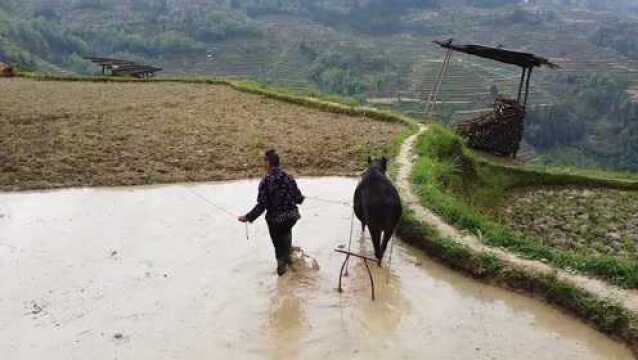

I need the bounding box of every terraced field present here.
[156,10,638,123]
[501,187,638,260]
[0,78,407,191]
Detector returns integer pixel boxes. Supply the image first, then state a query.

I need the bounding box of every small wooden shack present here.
[84,57,162,79]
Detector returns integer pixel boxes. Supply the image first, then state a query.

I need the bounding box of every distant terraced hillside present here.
[3,0,638,170]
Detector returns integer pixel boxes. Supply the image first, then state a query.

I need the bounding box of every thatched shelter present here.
[84,57,162,79]
[429,39,558,158]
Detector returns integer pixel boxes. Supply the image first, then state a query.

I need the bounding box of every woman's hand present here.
[238,215,248,223]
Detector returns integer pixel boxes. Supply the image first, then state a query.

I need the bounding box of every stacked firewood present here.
[456,97,526,158]
[0,62,15,77]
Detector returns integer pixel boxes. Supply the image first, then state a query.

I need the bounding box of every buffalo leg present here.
[380,226,396,259]
[368,227,383,266]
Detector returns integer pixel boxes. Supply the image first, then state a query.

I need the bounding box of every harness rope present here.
[186,189,353,243]
[304,195,352,207]
[186,189,394,278]
[185,188,251,242]
[185,188,238,218]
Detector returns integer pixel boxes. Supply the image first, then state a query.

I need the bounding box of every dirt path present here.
[395,124,638,313]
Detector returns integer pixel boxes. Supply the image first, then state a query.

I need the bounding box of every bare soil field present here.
[0,78,406,191]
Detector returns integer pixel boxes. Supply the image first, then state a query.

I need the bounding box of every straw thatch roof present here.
[434,39,559,69]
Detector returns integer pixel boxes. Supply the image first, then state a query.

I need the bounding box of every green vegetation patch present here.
[412,124,638,288]
[503,188,638,260]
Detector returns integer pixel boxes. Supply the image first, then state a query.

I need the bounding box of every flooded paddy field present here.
[0,178,632,359]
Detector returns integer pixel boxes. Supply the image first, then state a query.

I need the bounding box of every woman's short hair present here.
[264,149,280,167]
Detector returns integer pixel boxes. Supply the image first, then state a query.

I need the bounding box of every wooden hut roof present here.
[433,39,559,69]
[84,56,162,76]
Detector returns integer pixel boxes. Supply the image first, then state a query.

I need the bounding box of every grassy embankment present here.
[396,124,638,352]
[404,124,638,289]
[1,73,418,191]
[397,208,638,353]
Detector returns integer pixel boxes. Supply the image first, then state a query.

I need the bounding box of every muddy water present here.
[0,178,633,360]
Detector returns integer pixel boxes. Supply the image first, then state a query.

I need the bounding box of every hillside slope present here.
[2,0,638,171]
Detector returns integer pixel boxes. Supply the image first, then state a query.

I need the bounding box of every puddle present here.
[0,178,633,359]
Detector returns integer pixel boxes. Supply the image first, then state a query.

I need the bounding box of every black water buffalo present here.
[353,156,402,265]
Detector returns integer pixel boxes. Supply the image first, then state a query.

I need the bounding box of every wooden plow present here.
[427,39,558,158]
[335,248,377,301]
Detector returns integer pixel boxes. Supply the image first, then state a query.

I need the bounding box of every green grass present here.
[412,124,638,288]
[234,80,363,107]
[397,209,638,351]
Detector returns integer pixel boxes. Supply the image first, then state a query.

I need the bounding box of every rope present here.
[425,48,453,116]
[184,188,251,242]
[304,195,352,207]
[184,190,355,246]
[185,188,238,218]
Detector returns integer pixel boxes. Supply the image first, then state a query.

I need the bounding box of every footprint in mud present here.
[30,302,43,315]
[24,300,48,317]
[111,332,130,345]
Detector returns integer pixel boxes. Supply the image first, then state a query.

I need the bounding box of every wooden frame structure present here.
[85,57,162,79]
[428,39,558,114]
[426,39,558,158]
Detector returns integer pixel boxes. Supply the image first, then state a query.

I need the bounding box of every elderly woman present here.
[238,149,304,275]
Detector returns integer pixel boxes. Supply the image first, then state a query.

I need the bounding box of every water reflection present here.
[266,274,309,359]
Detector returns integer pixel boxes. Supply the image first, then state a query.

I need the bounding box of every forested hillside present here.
[1,0,638,171]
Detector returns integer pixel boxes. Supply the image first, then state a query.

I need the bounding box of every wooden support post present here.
[517,67,527,102]
[431,50,453,116]
[425,49,452,117]
[523,67,533,108]
[425,49,454,117]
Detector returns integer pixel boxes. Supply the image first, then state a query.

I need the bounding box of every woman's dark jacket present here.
[245,167,304,223]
